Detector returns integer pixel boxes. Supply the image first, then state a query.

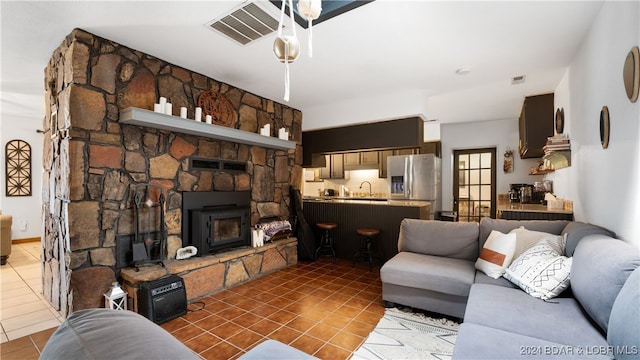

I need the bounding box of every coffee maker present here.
[509,184,528,203]
[533,180,553,204]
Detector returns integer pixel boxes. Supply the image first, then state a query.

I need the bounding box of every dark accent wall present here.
[304,117,424,154]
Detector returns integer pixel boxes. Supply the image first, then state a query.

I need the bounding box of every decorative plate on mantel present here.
[197,90,237,128]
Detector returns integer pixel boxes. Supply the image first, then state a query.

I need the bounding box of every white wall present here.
[546,1,640,246]
[440,118,540,211]
[0,92,44,240]
[302,89,428,131]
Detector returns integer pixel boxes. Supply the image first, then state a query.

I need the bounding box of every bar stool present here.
[353,228,381,271]
[315,223,337,262]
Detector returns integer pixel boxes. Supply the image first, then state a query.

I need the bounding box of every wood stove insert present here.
[182,191,251,256]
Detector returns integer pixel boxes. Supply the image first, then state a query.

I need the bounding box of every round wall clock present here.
[197,90,237,128]
[623,46,639,103]
[600,106,610,149]
[555,108,565,134]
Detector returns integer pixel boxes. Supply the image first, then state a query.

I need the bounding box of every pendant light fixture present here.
[274,0,322,101]
[297,0,322,57]
[273,0,300,101]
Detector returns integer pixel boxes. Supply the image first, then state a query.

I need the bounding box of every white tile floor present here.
[1,242,62,343]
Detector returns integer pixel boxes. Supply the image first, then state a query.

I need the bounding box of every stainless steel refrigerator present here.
[387,154,441,217]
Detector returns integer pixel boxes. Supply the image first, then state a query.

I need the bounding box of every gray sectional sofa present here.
[381,218,640,359]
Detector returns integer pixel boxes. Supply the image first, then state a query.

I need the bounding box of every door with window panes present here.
[453,148,497,222]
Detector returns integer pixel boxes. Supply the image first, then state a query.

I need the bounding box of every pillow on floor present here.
[475,230,516,279]
[509,227,566,258]
[503,239,572,300]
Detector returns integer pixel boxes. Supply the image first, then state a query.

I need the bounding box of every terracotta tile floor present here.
[1,258,384,359]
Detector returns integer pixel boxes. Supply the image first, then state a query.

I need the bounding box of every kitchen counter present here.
[302,198,430,262]
[497,199,573,220]
[497,200,572,214]
[303,196,431,208]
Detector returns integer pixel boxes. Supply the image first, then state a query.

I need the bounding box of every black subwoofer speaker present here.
[138,275,187,324]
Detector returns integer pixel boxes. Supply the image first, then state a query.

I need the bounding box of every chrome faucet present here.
[359,181,373,196]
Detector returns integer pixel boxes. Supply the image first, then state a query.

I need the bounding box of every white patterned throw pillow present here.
[508,227,566,259]
[503,239,572,300]
[475,230,516,279]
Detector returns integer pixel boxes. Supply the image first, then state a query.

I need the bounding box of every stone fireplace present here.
[42,29,303,317]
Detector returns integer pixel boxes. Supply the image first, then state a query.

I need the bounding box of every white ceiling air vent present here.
[207,1,281,45]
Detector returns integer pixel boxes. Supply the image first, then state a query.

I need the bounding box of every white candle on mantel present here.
[195,107,202,122]
[164,102,172,116]
[205,115,212,124]
[153,103,162,113]
[159,97,167,107]
[180,107,187,119]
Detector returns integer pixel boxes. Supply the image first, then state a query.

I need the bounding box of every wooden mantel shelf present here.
[119,107,297,150]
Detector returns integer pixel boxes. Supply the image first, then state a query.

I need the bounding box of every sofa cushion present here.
[561,221,616,257]
[453,323,611,360]
[607,267,640,359]
[478,217,568,250]
[397,219,479,261]
[571,235,640,333]
[463,284,608,348]
[381,252,476,297]
[473,270,517,288]
[40,308,198,359]
[503,239,572,300]
[475,230,516,279]
[508,227,566,259]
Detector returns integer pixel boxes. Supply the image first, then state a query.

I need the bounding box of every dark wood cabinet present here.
[343,153,360,167]
[319,154,345,179]
[378,150,394,178]
[344,151,379,170]
[360,151,379,165]
[519,93,554,158]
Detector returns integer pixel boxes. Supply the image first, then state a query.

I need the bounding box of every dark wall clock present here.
[5,139,32,196]
[600,106,610,149]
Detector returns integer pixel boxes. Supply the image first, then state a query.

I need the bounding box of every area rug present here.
[351,308,459,360]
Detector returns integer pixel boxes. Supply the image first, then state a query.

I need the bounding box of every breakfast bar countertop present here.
[302,197,430,262]
[303,196,431,208]
[497,199,573,214]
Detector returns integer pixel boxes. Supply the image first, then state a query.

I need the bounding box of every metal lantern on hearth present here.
[104,281,128,310]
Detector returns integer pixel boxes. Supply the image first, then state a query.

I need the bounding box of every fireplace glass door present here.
[212,216,242,243]
[191,206,250,254]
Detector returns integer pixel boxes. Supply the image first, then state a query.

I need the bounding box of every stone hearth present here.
[121,237,297,312]
[42,28,303,317]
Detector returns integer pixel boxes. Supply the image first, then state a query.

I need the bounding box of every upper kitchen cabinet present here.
[519,93,554,159]
[344,151,379,170]
[319,154,345,179]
